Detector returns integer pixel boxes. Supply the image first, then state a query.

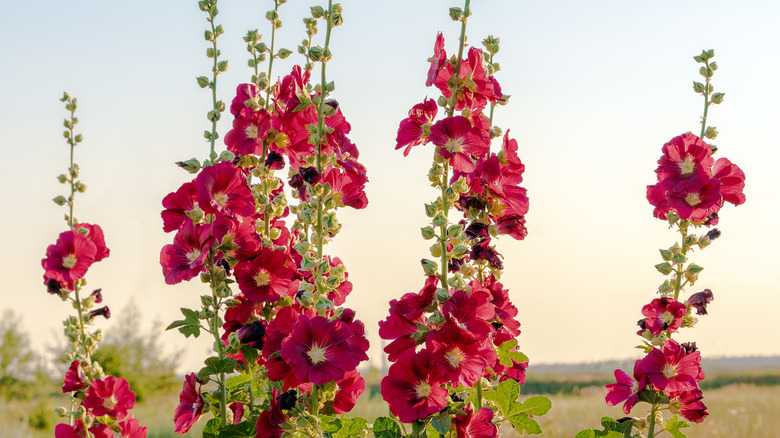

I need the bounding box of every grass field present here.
[5,383,779,437]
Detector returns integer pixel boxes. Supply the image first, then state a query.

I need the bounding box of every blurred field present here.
[5,381,780,437]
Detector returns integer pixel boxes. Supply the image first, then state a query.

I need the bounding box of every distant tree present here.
[91,299,180,402]
[0,309,34,381]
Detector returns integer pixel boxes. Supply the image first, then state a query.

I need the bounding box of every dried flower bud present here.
[89,306,110,320]
[687,289,714,315]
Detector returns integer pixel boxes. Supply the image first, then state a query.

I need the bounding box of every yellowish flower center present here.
[685,192,701,206]
[661,311,675,326]
[414,381,432,399]
[254,270,271,287]
[245,124,259,139]
[444,138,464,152]
[663,363,677,379]
[62,254,78,269]
[214,192,229,207]
[445,349,464,368]
[679,157,696,175]
[307,345,327,365]
[186,250,201,264]
[104,395,118,410]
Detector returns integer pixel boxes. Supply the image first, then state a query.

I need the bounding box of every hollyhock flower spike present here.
[46,92,145,433]
[174,373,205,434]
[583,49,744,437]
[381,3,549,435]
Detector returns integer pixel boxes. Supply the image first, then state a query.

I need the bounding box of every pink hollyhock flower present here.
[83,376,136,419]
[426,325,489,387]
[89,424,114,438]
[74,223,110,262]
[281,315,358,385]
[230,83,260,117]
[321,163,369,210]
[332,369,365,414]
[654,133,714,193]
[161,181,199,233]
[174,373,205,434]
[55,421,85,438]
[160,221,215,285]
[195,162,255,217]
[42,230,97,285]
[687,289,714,315]
[442,289,495,339]
[639,339,703,396]
[429,116,490,173]
[62,360,87,393]
[229,402,245,424]
[470,238,504,270]
[454,406,498,438]
[672,389,709,423]
[225,108,272,156]
[256,388,286,438]
[379,276,438,361]
[495,214,527,240]
[381,349,448,423]
[663,178,723,222]
[640,297,687,335]
[263,306,317,389]
[118,415,148,438]
[479,276,521,336]
[212,214,263,262]
[605,360,647,414]
[338,308,370,363]
[234,247,298,303]
[434,47,502,113]
[426,32,447,87]
[396,98,438,156]
[712,157,746,206]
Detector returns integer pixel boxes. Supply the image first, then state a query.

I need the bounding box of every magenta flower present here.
[174,373,205,434]
[605,361,646,414]
[428,116,490,173]
[161,181,199,233]
[639,339,703,396]
[654,133,714,193]
[687,289,714,315]
[230,83,260,117]
[426,32,447,87]
[195,161,255,217]
[712,157,746,206]
[673,389,709,423]
[118,415,148,438]
[256,388,286,438]
[454,406,498,438]
[83,376,136,419]
[42,230,97,285]
[442,289,495,339]
[280,315,358,385]
[159,221,215,285]
[640,297,687,335]
[74,223,110,262]
[62,360,87,393]
[396,98,438,156]
[332,369,365,414]
[89,424,113,438]
[381,349,448,423]
[426,325,489,387]
[55,421,85,438]
[234,247,298,302]
[225,108,272,156]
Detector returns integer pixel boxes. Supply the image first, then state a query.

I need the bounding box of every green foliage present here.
[91,300,179,402]
[483,379,551,435]
[373,417,403,438]
[28,399,52,431]
[576,417,640,438]
[664,415,690,438]
[0,309,34,381]
[166,307,203,338]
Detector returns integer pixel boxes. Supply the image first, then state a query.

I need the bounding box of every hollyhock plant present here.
[163,1,371,435]
[46,92,145,436]
[581,50,743,438]
[378,2,550,435]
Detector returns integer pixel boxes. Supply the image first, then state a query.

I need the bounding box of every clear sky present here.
[2,0,779,374]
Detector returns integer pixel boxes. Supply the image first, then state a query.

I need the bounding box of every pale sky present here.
[2,0,779,374]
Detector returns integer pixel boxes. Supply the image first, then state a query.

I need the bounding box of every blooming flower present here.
[639,339,703,396]
[454,406,498,438]
[426,32,446,87]
[654,133,714,193]
[396,98,438,156]
[234,247,299,302]
[428,116,490,173]
[426,325,490,387]
[62,360,87,393]
[74,223,110,262]
[280,315,359,385]
[605,361,646,414]
[672,389,709,423]
[195,161,255,217]
[640,297,687,335]
[225,108,272,156]
[83,375,136,419]
[159,221,215,285]
[118,415,148,438]
[256,388,286,438]
[381,349,448,423]
[42,230,97,285]
[174,373,205,434]
[161,181,199,233]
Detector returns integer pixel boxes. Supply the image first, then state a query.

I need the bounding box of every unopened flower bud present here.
[176,158,202,174]
[681,342,698,354]
[237,321,267,349]
[89,306,110,320]
[692,81,705,94]
[57,174,68,184]
[687,288,713,315]
[279,389,297,410]
[710,92,725,104]
[90,289,102,304]
[421,259,438,276]
[703,126,718,140]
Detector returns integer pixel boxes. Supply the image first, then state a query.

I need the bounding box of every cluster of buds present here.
[594,51,746,438]
[44,93,146,438]
[378,2,549,436]
[163,1,372,436]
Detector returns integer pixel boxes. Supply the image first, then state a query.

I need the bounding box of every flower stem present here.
[207,247,228,426]
[439,162,450,289]
[311,383,319,416]
[476,382,483,409]
[265,0,280,108]
[648,405,658,438]
[700,63,711,139]
[208,14,220,163]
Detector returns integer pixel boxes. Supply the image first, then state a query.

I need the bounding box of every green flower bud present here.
[310,6,325,18]
[703,126,718,140]
[432,213,447,227]
[430,243,442,258]
[217,60,228,72]
[53,195,67,206]
[424,203,438,218]
[421,226,436,240]
[711,92,725,104]
[654,262,673,276]
[421,259,438,276]
[659,248,673,261]
[315,296,334,312]
[449,7,463,21]
[435,287,450,302]
[278,48,292,59]
[176,158,202,174]
[75,182,86,193]
[671,253,686,264]
[450,245,469,259]
[692,81,705,94]
[217,150,235,163]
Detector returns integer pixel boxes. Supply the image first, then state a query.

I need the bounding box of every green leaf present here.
[226,373,252,390]
[575,430,626,438]
[321,416,341,434]
[483,379,520,417]
[430,411,451,435]
[218,421,257,438]
[497,340,529,367]
[240,345,259,364]
[599,417,633,436]
[202,418,221,438]
[664,415,690,438]
[373,417,403,438]
[336,417,368,438]
[198,356,236,381]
